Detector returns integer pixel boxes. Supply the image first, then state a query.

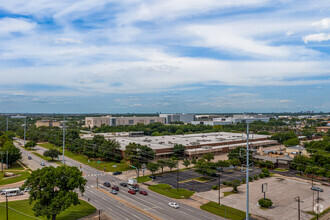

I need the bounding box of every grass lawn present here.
[224,191,238,197]
[135,176,152,183]
[38,142,131,172]
[148,183,194,199]
[274,168,289,172]
[0,199,96,220]
[6,162,25,170]
[0,170,30,186]
[200,202,247,220]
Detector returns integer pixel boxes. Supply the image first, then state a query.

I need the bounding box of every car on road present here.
[112,186,119,191]
[311,186,323,192]
[40,162,45,166]
[128,189,136,194]
[120,182,127,187]
[28,156,32,160]
[139,191,148,195]
[110,189,118,195]
[103,182,111,187]
[113,171,122,175]
[129,186,139,192]
[150,175,156,179]
[168,202,179,209]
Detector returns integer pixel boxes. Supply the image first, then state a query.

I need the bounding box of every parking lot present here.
[196,176,330,220]
[154,168,262,192]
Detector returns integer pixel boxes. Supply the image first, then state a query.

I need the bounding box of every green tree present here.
[173,144,186,157]
[195,159,215,178]
[146,162,160,175]
[43,149,62,161]
[175,129,184,135]
[229,158,241,168]
[166,159,178,171]
[25,141,37,149]
[182,159,191,169]
[1,140,22,165]
[157,159,168,173]
[4,131,15,139]
[227,180,241,192]
[23,166,86,220]
[215,160,230,167]
[202,153,214,162]
[283,138,300,147]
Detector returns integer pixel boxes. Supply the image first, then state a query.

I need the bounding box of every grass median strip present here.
[31,152,62,164]
[0,199,96,220]
[200,201,247,220]
[148,183,194,199]
[38,142,131,172]
[135,176,152,183]
[0,170,31,186]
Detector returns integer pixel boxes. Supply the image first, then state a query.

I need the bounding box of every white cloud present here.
[131,103,142,107]
[0,17,36,35]
[302,33,330,43]
[313,18,330,29]
[280,100,291,103]
[55,38,82,44]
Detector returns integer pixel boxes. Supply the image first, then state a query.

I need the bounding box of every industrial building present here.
[84,115,165,128]
[159,113,195,124]
[88,132,277,158]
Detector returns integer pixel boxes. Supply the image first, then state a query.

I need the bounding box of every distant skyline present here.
[0,0,330,113]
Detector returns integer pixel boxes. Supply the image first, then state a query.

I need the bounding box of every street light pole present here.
[218,172,221,205]
[63,116,65,165]
[246,124,250,220]
[6,116,8,131]
[24,116,26,147]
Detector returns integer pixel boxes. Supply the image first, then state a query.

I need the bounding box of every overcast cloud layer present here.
[0,0,329,113]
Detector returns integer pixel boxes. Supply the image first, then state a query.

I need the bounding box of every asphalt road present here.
[14,138,222,220]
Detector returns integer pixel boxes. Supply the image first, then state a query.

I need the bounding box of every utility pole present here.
[312,175,314,211]
[218,172,221,205]
[1,152,3,173]
[6,193,8,220]
[63,116,65,165]
[177,164,179,192]
[294,196,302,220]
[6,151,8,169]
[246,124,250,220]
[6,116,8,131]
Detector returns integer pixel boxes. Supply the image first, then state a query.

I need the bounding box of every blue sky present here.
[0,0,329,113]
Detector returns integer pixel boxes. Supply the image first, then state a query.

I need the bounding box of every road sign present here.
[142,164,146,169]
[262,183,268,193]
[142,168,146,172]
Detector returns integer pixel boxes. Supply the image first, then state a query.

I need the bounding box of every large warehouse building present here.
[81,132,277,158]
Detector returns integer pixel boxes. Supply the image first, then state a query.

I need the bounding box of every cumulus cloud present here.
[313,18,330,29]
[302,33,330,43]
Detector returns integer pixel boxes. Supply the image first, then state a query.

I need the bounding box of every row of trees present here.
[0,132,22,166]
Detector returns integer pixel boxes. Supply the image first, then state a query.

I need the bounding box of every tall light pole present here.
[246,124,250,220]
[24,116,26,147]
[63,116,65,165]
[6,116,8,131]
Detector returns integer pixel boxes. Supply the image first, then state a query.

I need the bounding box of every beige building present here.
[85,116,165,128]
[36,120,61,128]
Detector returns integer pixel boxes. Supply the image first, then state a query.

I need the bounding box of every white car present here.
[168,202,179,209]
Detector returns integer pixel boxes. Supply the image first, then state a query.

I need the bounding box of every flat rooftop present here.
[109,132,270,151]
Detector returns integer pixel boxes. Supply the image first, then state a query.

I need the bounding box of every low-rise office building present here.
[192,114,270,126]
[85,115,165,128]
[159,113,195,124]
[36,120,62,128]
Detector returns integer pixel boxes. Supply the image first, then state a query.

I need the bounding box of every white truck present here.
[127,179,137,185]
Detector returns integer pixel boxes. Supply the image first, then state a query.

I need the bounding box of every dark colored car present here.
[128,189,136,194]
[210,173,219,177]
[112,186,119,191]
[103,182,111,187]
[139,191,148,195]
[113,171,122,175]
[149,175,156,179]
[28,156,32,160]
[120,182,127,187]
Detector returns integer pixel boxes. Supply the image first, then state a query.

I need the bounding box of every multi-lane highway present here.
[14,138,221,220]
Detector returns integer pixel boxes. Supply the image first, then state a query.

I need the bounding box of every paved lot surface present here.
[154,168,261,192]
[196,176,330,220]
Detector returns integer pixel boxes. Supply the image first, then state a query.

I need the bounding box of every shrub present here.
[254,175,258,180]
[262,168,270,174]
[259,173,264,178]
[212,185,219,190]
[249,176,253,182]
[222,181,227,185]
[241,179,246,184]
[264,172,270,177]
[258,198,273,208]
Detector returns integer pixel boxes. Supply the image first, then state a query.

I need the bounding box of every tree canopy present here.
[23,166,86,220]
